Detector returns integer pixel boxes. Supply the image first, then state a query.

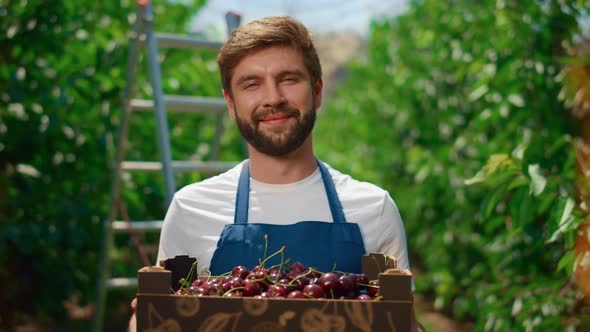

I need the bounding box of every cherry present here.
[242,280,261,297]
[267,285,287,298]
[356,274,369,286]
[198,282,221,296]
[319,272,340,293]
[367,280,379,297]
[356,294,373,301]
[287,290,305,299]
[268,272,283,284]
[302,284,325,299]
[222,277,244,292]
[307,268,322,278]
[290,262,305,274]
[191,278,204,288]
[232,266,249,279]
[338,275,355,293]
[292,275,310,290]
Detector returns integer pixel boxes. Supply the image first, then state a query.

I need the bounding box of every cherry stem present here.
[331,262,337,272]
[287,269,314,286]
[260,245,286,267]
[268,258,291,274]
[180,261,199,289]
[222,286,245,296]
[203,269,212,282]
[358,283,379,288]
[262,234,269,267]
[218,270,233,277]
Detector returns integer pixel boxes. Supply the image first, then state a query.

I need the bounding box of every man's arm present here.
[128,298,137,332]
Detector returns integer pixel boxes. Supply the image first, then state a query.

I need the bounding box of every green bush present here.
[315,0,587,330]
[0,0,246,329]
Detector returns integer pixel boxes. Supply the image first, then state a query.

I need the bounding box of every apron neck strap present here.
[234,159,347,224]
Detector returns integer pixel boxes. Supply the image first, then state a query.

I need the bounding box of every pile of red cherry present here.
[176,261,380,300]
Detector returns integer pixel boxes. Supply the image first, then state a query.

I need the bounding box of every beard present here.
[234,102,316,157]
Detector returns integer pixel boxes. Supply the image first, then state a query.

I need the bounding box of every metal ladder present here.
[93,2,241,331]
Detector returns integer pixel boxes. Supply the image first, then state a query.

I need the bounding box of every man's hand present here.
[128,297,137,332]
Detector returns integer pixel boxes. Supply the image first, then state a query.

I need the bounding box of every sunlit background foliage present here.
[2,0,590,330]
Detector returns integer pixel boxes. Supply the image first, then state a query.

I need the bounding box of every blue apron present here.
[209,160,366,274]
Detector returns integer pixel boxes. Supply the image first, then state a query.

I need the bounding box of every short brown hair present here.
[217,16,322,95]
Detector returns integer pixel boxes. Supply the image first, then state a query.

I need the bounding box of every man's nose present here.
[262,83,286,108]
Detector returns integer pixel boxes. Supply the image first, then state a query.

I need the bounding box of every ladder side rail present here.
[93,5,145,332]
[144,4,176,205]
[209,13,241,162]
[155,33,223,51]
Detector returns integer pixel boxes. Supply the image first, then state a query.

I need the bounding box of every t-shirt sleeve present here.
[377,194,415,290]
[156,195,187,265]
[378,194,411,271]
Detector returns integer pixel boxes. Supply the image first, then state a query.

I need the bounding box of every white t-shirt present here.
[156,160,411,276]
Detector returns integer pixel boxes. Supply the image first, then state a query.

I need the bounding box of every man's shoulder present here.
[175,161,243,199]
[323,162,390,198]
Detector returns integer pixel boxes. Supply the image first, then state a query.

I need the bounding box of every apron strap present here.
[234,159,347,224]
[316,160,347,223]
[234,160,251,225]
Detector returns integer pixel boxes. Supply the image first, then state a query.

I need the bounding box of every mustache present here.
[252,106,300,123]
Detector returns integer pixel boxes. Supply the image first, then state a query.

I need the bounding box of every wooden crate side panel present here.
[137,295,412,332]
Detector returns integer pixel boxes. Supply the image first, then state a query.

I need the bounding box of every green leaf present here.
[527,164,547,196]
[547,198,575,243]
[557,250,575,274]
[518,191,534,227]
[480,183,508,220]
[469,85,489,101]
[465,168,486,185]
[507,94,525,107]
[465,154,516,186]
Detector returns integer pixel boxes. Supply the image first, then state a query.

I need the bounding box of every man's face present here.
[223,46,322,156]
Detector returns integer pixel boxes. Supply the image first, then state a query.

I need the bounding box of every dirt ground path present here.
[414,294,472,332]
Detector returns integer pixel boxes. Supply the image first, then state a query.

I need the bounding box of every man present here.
[131,15,423,331]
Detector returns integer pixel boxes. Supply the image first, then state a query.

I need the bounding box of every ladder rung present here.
[130,96,227,113]
[155,33,223,51]
[107,277,138,289]
[112,220,163,232]
[121,161,238,173]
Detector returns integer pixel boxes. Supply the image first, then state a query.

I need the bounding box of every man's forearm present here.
[128,313,136,332]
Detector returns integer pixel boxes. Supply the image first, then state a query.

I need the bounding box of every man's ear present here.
[223,89,236,121]
[313,78,323,109]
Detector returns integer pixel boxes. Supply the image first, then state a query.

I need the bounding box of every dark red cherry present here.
[287,290,306,299]
[243,280,261,296]
[290,262,305,273]
[368,280,379,297]
[319,272,340,292]
[232,265,249,279]
[302,284,325,299]
[267,285,287,298]
[338,275,355,293]
[356,294,373,301]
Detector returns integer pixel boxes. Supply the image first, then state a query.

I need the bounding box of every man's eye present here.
[243,82,258,89]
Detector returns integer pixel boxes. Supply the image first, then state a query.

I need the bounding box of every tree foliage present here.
[315,0,588,330]
[0,0,245,329]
